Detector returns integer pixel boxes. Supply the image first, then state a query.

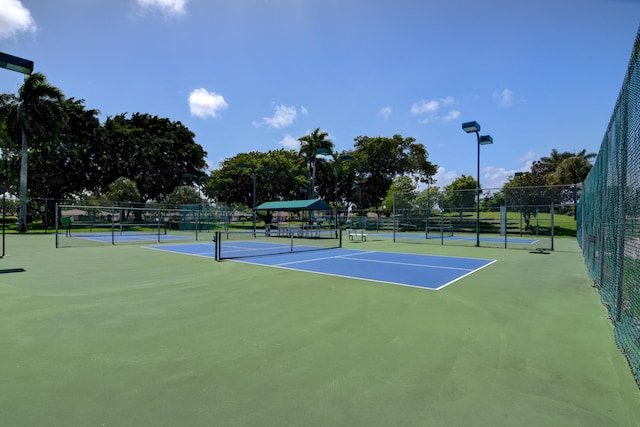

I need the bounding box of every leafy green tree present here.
[207,149,308,207]
[313,149,357,209]
[414,185,441,211]
[104,177,141,221]
[28,98,101,224]
[382,175,417,211]
[552,155,593,185]
[351,135,437,209]
[105,176,141,202]
[0,72,65,231]
[442,175,477,212]
[480,189,505,209]
[298,128,334,198]
[538,148,595,181]
[164,185,200,206]
[95,113,207,202]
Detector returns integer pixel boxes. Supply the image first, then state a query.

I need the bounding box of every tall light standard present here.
[238,164,273,234]
[351,183,362,229]
[514,172,524,236]
[462,121,493,247]
[334,155,354,231]
[182,173,204,204]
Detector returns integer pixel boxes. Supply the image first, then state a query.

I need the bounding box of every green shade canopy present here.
[254,199,332,211]
[0,52,33,75]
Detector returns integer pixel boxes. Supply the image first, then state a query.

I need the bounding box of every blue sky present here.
[1,0,639,191]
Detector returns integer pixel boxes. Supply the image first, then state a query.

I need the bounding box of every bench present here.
[348,229,368,241]
[426,225,454,237]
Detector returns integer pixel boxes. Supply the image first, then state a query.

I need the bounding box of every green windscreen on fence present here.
[578,26,640,385]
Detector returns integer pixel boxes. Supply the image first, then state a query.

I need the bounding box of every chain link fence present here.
[578,27,640,385]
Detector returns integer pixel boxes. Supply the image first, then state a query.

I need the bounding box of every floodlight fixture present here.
[479,135,493,145]
[0,51,33,75]
[462,121,481,133]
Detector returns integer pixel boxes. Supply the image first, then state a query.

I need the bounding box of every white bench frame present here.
[348,228,368,241]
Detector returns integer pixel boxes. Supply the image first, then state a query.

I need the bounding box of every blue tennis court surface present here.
[377,233,538,244]
[145,242,496,290]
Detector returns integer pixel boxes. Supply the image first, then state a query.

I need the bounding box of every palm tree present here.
[0,73,65,232]
[553,155,593,185]
[297,128,334,199]
[539,148,596,179]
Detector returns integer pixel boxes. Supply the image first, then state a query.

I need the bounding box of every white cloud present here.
[411,100,440,115]
[300,106,308,115]
[137,0,187,16]
[411,96,459,123]
[482,166,513,190]
[0,0,36,39]
[440,96,454,105]
[378,106,392,120]
[188,88,228,119]
[433,166,458,187]
[441,110,461,121]
[279,134,299,150]
[494,88,514,107]
[253,104,298,129]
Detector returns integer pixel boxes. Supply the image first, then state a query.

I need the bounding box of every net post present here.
[550,202,555,251]
[214,231,220,261]
[55,203,59,248]
[290,230,294,252]
[196,209,200,241]
[111,208,116,245]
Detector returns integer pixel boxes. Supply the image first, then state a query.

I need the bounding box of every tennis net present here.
[214,229,342,260]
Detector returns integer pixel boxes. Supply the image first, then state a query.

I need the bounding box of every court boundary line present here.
[231,249,497,291]
[144,242,215,259]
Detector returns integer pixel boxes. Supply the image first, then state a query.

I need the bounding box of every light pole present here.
[182,173,203,205]
[351,183,362,229]
[334,155,354,231]
[462,121,493,247]
[238,164,273,234]
[515,172,524,236]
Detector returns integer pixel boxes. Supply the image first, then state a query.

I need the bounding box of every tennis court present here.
[377,232,539,245]
[146,241,495,290]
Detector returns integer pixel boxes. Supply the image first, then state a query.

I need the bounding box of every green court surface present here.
[1,234,639,426]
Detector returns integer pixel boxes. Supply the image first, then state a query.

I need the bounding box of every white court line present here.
[231,259,442,290]
[238,250,497,291]
[275,251,474,272]
[273,251,374,266]
[144,244,215,259]
[332,256,475,271]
